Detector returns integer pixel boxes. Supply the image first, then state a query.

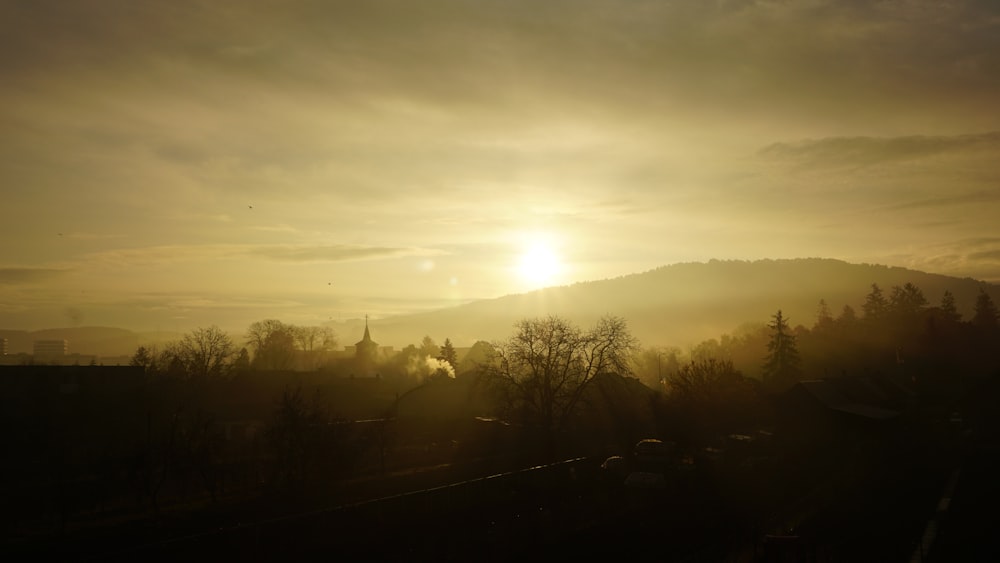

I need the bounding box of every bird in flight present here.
[248,205,253,209]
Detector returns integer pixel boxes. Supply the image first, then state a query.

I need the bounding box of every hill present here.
[361,258,999,349]
[0,327,182,356]
[4,259,995,355]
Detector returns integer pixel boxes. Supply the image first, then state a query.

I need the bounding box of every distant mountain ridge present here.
[366,258,998,348]
[3,259,996,355]
[0,327,181,356]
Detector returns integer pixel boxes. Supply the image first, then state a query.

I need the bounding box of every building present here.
[33,339,69,364]
[355,317,380,375]
[775,374,910,457]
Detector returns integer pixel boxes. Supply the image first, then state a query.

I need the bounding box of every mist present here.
[4,0,1000,559]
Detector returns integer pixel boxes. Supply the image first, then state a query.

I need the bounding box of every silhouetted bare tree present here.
[665,358,761,444]
[484,315,637,450]
[669,358,744,399]
[157,342,188,378]
[291,325,336,351]
[245,319,295,370]
[178,326,235,378]
[130,345,156,371]
[292,325,336,370]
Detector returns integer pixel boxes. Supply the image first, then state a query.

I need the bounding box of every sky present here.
[2,0,999,333]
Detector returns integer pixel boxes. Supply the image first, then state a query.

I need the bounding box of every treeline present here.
[634,283,1000,390]
[622,282,1000,447]
[127,320,472,387]
[128,321,336,377]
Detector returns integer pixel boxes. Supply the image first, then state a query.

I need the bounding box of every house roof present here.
[793,378,901,421]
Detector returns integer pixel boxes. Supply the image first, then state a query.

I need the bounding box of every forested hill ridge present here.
[3,259,996,354]
[371,258,999,348]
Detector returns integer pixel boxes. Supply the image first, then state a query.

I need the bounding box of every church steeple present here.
[361,314,372,343]
[355,315,379,370]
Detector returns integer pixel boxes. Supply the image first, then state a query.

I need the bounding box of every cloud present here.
[758,132,1000,169]
[881,191,1000,212]
[0,267,71,285]
[885,237,1000,283]
[3,0,1000,329]
[81,245,238,267]
[961,237,1000,249]
[64,232,128,240]
[4,0,999,225]
[250,245,442,263]
[7,1,1000,139]
[742,131,1000,227]
[969,249,1000,262]
[80,243,442,267]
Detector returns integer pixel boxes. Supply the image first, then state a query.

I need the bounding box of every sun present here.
[517,238,562,288]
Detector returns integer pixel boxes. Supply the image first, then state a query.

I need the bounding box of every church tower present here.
[355,316,379,373]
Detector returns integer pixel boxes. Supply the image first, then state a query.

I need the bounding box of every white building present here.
[33,339,68,364]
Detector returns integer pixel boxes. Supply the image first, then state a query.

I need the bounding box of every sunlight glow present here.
[517,237,562,288]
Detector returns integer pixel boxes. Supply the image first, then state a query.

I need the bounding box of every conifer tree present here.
[438,338,458,369]
[838,304,857,325]
[814,299,834,330]
[862,283,888,320]
[940,290,961,323]
[888,282,928,317]
[973,289,999,330]
[762,310,801,387]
